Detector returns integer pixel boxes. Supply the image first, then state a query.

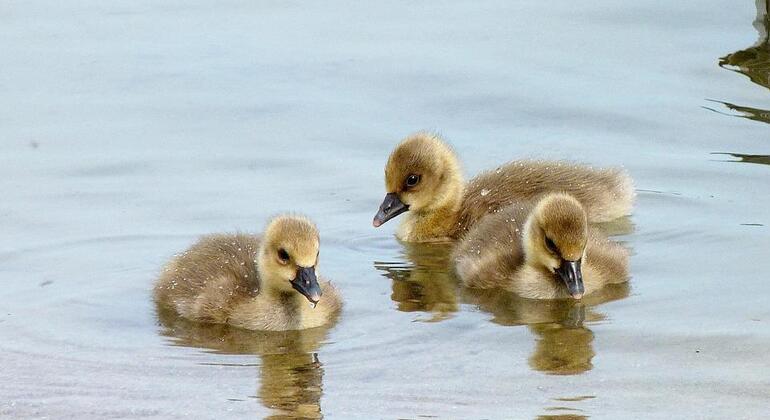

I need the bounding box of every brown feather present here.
[455,160,634,238]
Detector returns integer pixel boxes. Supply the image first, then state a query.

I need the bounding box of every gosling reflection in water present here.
[374,241,459,321]
[529,322,594,375]
[465,283,629,375]
[259,353,323,420]
[377,239,629,375]
[156,306,332,419]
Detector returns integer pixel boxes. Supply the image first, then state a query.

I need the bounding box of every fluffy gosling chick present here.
[452,193,629,300]
[154,215,341,331]
[373,132,635,242]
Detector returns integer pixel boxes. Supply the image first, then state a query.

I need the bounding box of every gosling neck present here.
[399,182,464,241]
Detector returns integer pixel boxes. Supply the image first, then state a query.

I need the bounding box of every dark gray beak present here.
[291,266,322,304]
[372,193,409,227]
[555,259,584,299]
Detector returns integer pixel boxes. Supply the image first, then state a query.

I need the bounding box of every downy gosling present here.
[452,193,629,300]
[154,215,341,331]
[373,132,635,242]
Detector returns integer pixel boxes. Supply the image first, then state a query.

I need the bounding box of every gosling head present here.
[523,193,588,300]
[373,132,463,227]
[259,215,322,305]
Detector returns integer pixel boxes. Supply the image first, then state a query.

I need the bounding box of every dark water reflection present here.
[712,152,770,165]
[719,0,769,90]
[704,100,770,125]
[717,0,770,121]
[156,307,332,419]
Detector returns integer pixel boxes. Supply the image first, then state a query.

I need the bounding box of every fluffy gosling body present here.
[452,193,629,300]
[373,132,635,242]
[154,215,341,331]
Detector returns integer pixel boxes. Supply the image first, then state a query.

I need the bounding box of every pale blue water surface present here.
[0,1,768,419]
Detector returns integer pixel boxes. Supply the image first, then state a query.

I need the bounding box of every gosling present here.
[452,193,629,300]
[373,132,635,242]
[154,215,341,331]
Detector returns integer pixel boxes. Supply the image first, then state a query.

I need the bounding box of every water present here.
[1,0,768,418]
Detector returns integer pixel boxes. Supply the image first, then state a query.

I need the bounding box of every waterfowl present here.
[452,193,629,300]
[373,132,635,242]
[154,215,341,331]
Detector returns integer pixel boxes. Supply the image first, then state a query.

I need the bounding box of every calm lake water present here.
[1,1,768,419]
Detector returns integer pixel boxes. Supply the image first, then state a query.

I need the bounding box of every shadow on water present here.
[375,241,630,376]
[156,306,333,419]
[714,0,770,122]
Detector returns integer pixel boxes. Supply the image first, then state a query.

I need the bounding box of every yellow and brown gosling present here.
[452,193,629,300]
[154,215,341,331]
[373,132,635,242]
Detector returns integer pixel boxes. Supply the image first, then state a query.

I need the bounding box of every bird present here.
[154,215,341,331]
[372,132,635,242]
[452,192,630,300]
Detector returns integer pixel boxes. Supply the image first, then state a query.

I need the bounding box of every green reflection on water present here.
[156,306,333,419]
[711,152,770,166]
[719,0,770,91]
[716,0,770,123]
[704,100,770,125]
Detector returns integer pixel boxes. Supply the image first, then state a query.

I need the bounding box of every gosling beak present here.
[556,259,584,300]
[291,266,322,305]
[372,193,409,227]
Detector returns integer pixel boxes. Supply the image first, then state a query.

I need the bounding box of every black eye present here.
[405,174,421,188]
[544,237,558,254]
[277,248,290,262]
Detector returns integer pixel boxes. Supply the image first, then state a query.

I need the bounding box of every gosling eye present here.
[277,248,290,264]
[405,174,421,188]
[544,237,559,255]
